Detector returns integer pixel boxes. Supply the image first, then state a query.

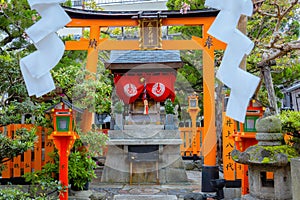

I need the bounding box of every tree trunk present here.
[261,65,278,114]
[215,81,224,165]
[238,15,248,70]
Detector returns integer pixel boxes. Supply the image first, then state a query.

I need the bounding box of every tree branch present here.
[259,40,300,65]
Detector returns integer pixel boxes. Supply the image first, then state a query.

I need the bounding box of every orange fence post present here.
[44,128,55,164]
[1,125,12,178]
[34,127,42,172]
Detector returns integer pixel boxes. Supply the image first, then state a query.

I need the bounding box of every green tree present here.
[0,0,36,104]
[0,0,44,172]
[248,0,300,113]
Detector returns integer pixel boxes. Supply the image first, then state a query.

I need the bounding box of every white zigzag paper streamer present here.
[205,0,260,122]
[20,0,71,97]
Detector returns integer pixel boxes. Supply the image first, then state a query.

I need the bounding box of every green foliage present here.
[83,0,104,10]
[78,129,109,157]
[53,61,112,114]
[178,62,202,92]
[23,130,106,191]
[0,0,36,103]
[165,98,175,114]
[166,0,205,10]
[246,0,300,107]
[279,110,300,134]
[0,127,37,170]
[263,145,299,161]
[0,187,31,200]
[0,99,51,127]
[113,100,124,114]
[261,157,270,163]
[279,110,300,153]
[0,185,61,199]
[23,154,65,198]
[62,0,72,7]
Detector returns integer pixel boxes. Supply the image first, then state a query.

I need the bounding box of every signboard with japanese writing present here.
[222,113,236,180]
[139,19,162,50]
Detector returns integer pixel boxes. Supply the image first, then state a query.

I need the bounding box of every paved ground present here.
[69,170,241,200]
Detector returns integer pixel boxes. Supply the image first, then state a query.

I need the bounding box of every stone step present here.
[68,190,92,200]
[124,124,164,130]
[113,195,177,200]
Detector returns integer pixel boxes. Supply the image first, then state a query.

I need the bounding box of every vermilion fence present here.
[179,127,203,157]
[0,125,110,179]
[0,124,54,179]
[0,125,200,179]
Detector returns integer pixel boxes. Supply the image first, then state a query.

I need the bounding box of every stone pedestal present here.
[291,157,300,200]
[242,165,292,200]
[114,113,124,130]
[101,125,187,184]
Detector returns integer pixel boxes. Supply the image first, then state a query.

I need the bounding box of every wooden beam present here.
[162,17,215,26]
[66,18,139,27]
[65,39,89,50]
[66,39,207,51]
[66,17,217,28]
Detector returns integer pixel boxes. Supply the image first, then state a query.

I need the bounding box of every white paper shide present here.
[205,0,260,122]
[20,0,71,97]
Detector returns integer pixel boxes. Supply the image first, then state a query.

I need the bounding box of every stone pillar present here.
[291,157,300,200]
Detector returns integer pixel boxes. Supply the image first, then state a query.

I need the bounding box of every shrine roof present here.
[63,6,219,19]
[108,50,181,64]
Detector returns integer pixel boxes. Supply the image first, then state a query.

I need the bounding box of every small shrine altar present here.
[108,50,181,125]
[101,50,188,184]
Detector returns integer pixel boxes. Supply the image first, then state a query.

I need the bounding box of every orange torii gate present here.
[63,7,225,175]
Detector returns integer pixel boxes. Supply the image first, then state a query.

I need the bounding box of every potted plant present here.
[68,128,108,191]
[68,147,97,191]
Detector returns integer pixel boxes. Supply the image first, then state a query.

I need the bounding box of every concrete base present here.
[113,195,177,200]
[224,188,241,199]
[101,144,187,184]
[101,128,188,184]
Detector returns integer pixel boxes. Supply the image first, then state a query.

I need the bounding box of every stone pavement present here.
[69,170,241,200]
[70,170,201,200]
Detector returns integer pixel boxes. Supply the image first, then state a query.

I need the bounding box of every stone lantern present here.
[232,115,298,200]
